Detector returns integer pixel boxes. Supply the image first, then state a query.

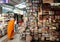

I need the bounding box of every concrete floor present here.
[7,34,25,42]
[0,35,7,42]
[0,34,25,42]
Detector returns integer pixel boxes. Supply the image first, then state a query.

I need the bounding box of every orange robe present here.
[7,20,14,39]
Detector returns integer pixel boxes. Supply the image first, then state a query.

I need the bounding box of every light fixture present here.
[15,2,26,9]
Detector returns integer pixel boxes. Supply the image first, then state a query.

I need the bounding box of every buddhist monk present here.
[7,18,15,40]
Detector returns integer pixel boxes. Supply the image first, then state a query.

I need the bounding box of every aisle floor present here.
[8,34,25,42]
[1,34,25,42]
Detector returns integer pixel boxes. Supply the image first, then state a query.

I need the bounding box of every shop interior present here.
[0,0,60,42]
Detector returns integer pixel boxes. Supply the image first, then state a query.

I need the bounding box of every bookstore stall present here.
[0,0,60,42]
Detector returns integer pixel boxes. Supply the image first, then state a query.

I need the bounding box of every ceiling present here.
[5,0,25,6]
